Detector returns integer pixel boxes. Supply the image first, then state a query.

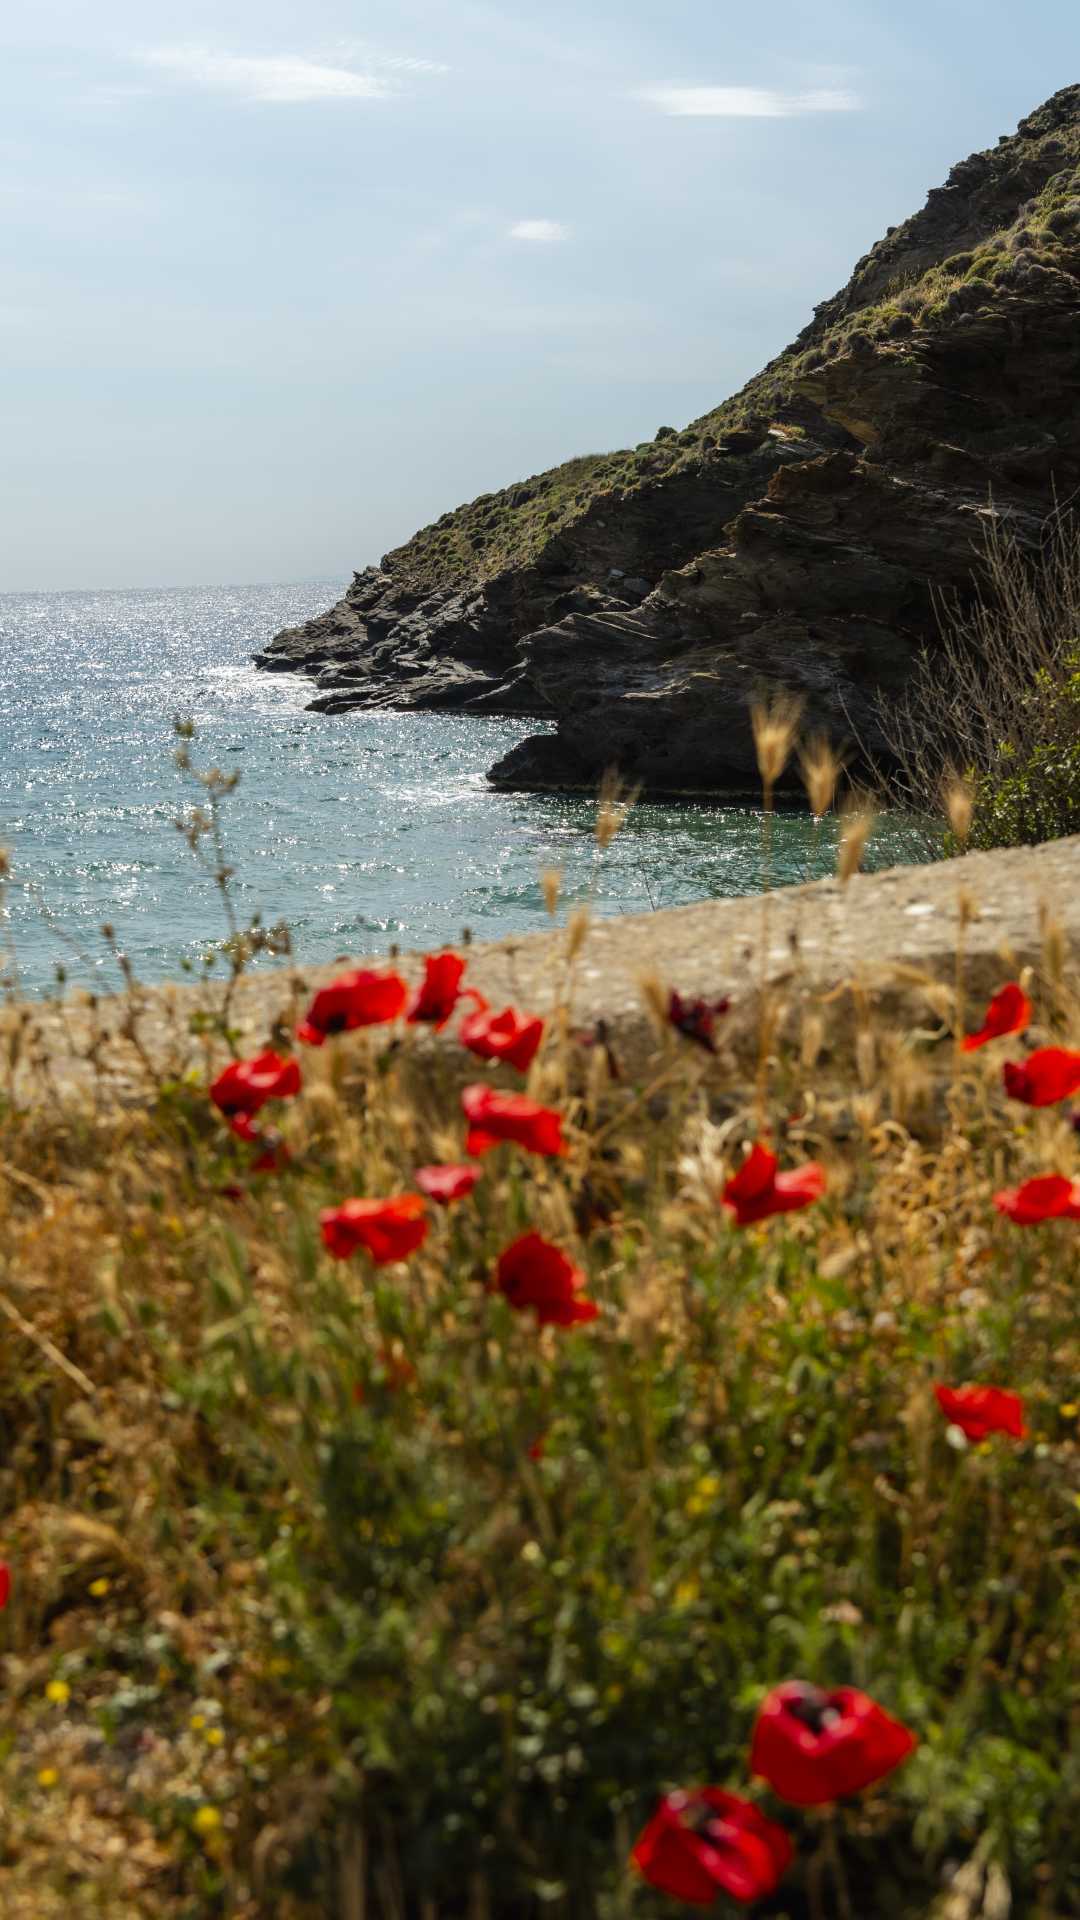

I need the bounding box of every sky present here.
[2,1,1077,591]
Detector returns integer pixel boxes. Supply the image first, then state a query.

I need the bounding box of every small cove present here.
[0,580,929,995]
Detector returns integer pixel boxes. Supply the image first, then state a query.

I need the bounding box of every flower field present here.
[0,797,1077,1917]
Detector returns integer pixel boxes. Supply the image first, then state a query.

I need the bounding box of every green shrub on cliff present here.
[878,511,1080,852]
[965,652,1080,848]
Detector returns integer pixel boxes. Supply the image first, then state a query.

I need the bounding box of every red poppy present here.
[722,1143,825,1227]
[527,1435,547,1462]
[210,1050,300,1120]
[632,1789,793,1907]
[459,1003,545,1073]
[415,1163,481,1205]
[0,1562,9,1609]
[668,990,731,1054]
[297,968,408,1046]
[993,1173,1080,1224]
[227,1112,262,1145]
[320,1195,429,1264]
[1003,1047,1080,1107]
[407,952,468,1029]
[934,1384,1026,1441]
[494,1233,598,1327]
[461,1084,566,1157]
[961,981,1032,1052]
[750,1681,916,1806]
[251,1136,291,1175]
[353,1348,417,1404]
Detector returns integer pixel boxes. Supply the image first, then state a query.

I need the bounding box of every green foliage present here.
[967,655,1080,849]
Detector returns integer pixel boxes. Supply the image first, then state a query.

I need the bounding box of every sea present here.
[0,581,926,997]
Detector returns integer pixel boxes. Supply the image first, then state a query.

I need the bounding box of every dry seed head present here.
[566,906,591,961]
[541,868,562,917]
[943,774,974,845]
[798,734,842,819]
[799,1010,826,1071]
[1041,914,1066,983]
[639,970,670,1030]
[837,797,877,885]
[586,1040,609,1107]
[855,1028,877,1088]
[595,768,639,851]
[956,887,977,929]
[751,694,804,792]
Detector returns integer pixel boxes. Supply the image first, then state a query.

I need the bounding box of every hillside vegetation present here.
[1,749,1078,1918]
[377,92,1080,597]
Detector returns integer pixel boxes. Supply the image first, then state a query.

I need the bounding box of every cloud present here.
[330,41,451,76]
[508,219,568,244]
[638,85,860,118]
[137,47,392,104]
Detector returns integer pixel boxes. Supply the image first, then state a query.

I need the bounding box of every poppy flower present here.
[750,1681,916,1806]
[668,990,731,1054]
[934,1384,1026,1441]
[494,1233,598,1327]
[459,1003,545,1073]
[210,1050,300,1120]
[297,968,408,1046]
[993,1172,1080,1224]
[415,1163,481,1205]
[251,1136,290,1175]
[527,1435,547,1462]
[961,981,1031,1052]
[722,1143,825,1227]
[1003,1047,1080,1107]
[0,1562,9,1610]
[632,1788,793,1907]
[227,1112,262,1145]
[407,952,468,1029]
[461,1085,566,1157]
[320,1195,429,1264]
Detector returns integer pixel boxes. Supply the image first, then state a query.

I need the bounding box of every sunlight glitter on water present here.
[0,581,927,995]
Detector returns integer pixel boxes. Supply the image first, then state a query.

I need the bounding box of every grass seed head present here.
[595,769,639,850]
[566,906,591,961]
[943,774,974,845]
[798,734,843,818]
[837,795,877,885]
[752,694,804,794]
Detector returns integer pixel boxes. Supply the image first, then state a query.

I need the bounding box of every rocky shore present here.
[256,87,1080,798]
[17,832,1080,1105]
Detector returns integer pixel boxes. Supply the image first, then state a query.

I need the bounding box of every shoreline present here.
[11,831,1079,1105]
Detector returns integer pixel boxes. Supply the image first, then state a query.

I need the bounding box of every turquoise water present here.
[0,582,926,996]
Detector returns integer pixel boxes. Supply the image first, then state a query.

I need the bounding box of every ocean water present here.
[0,582,926,996]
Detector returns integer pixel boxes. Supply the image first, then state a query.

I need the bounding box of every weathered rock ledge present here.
[16,834,1080,1104]
[255,87,1080,800]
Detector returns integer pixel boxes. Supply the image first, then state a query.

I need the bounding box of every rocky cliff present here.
[256,86,1080,798]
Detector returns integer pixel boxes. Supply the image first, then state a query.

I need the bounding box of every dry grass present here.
[0,778,1077,1920]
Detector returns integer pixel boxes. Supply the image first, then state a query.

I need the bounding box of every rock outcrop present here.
[256,86,1080,798]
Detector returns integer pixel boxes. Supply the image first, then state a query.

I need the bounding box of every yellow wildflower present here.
[45,1680,70,1707]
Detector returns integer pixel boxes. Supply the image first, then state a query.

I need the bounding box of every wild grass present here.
[873,508,1080,851]
[0,749,1077,1920]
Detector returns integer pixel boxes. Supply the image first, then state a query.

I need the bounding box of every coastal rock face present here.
[257,86,1080,798]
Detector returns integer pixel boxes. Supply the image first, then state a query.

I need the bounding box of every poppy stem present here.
[822,1807,854,1920]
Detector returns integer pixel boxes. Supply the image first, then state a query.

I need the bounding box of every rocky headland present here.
[256,87,1080,798]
